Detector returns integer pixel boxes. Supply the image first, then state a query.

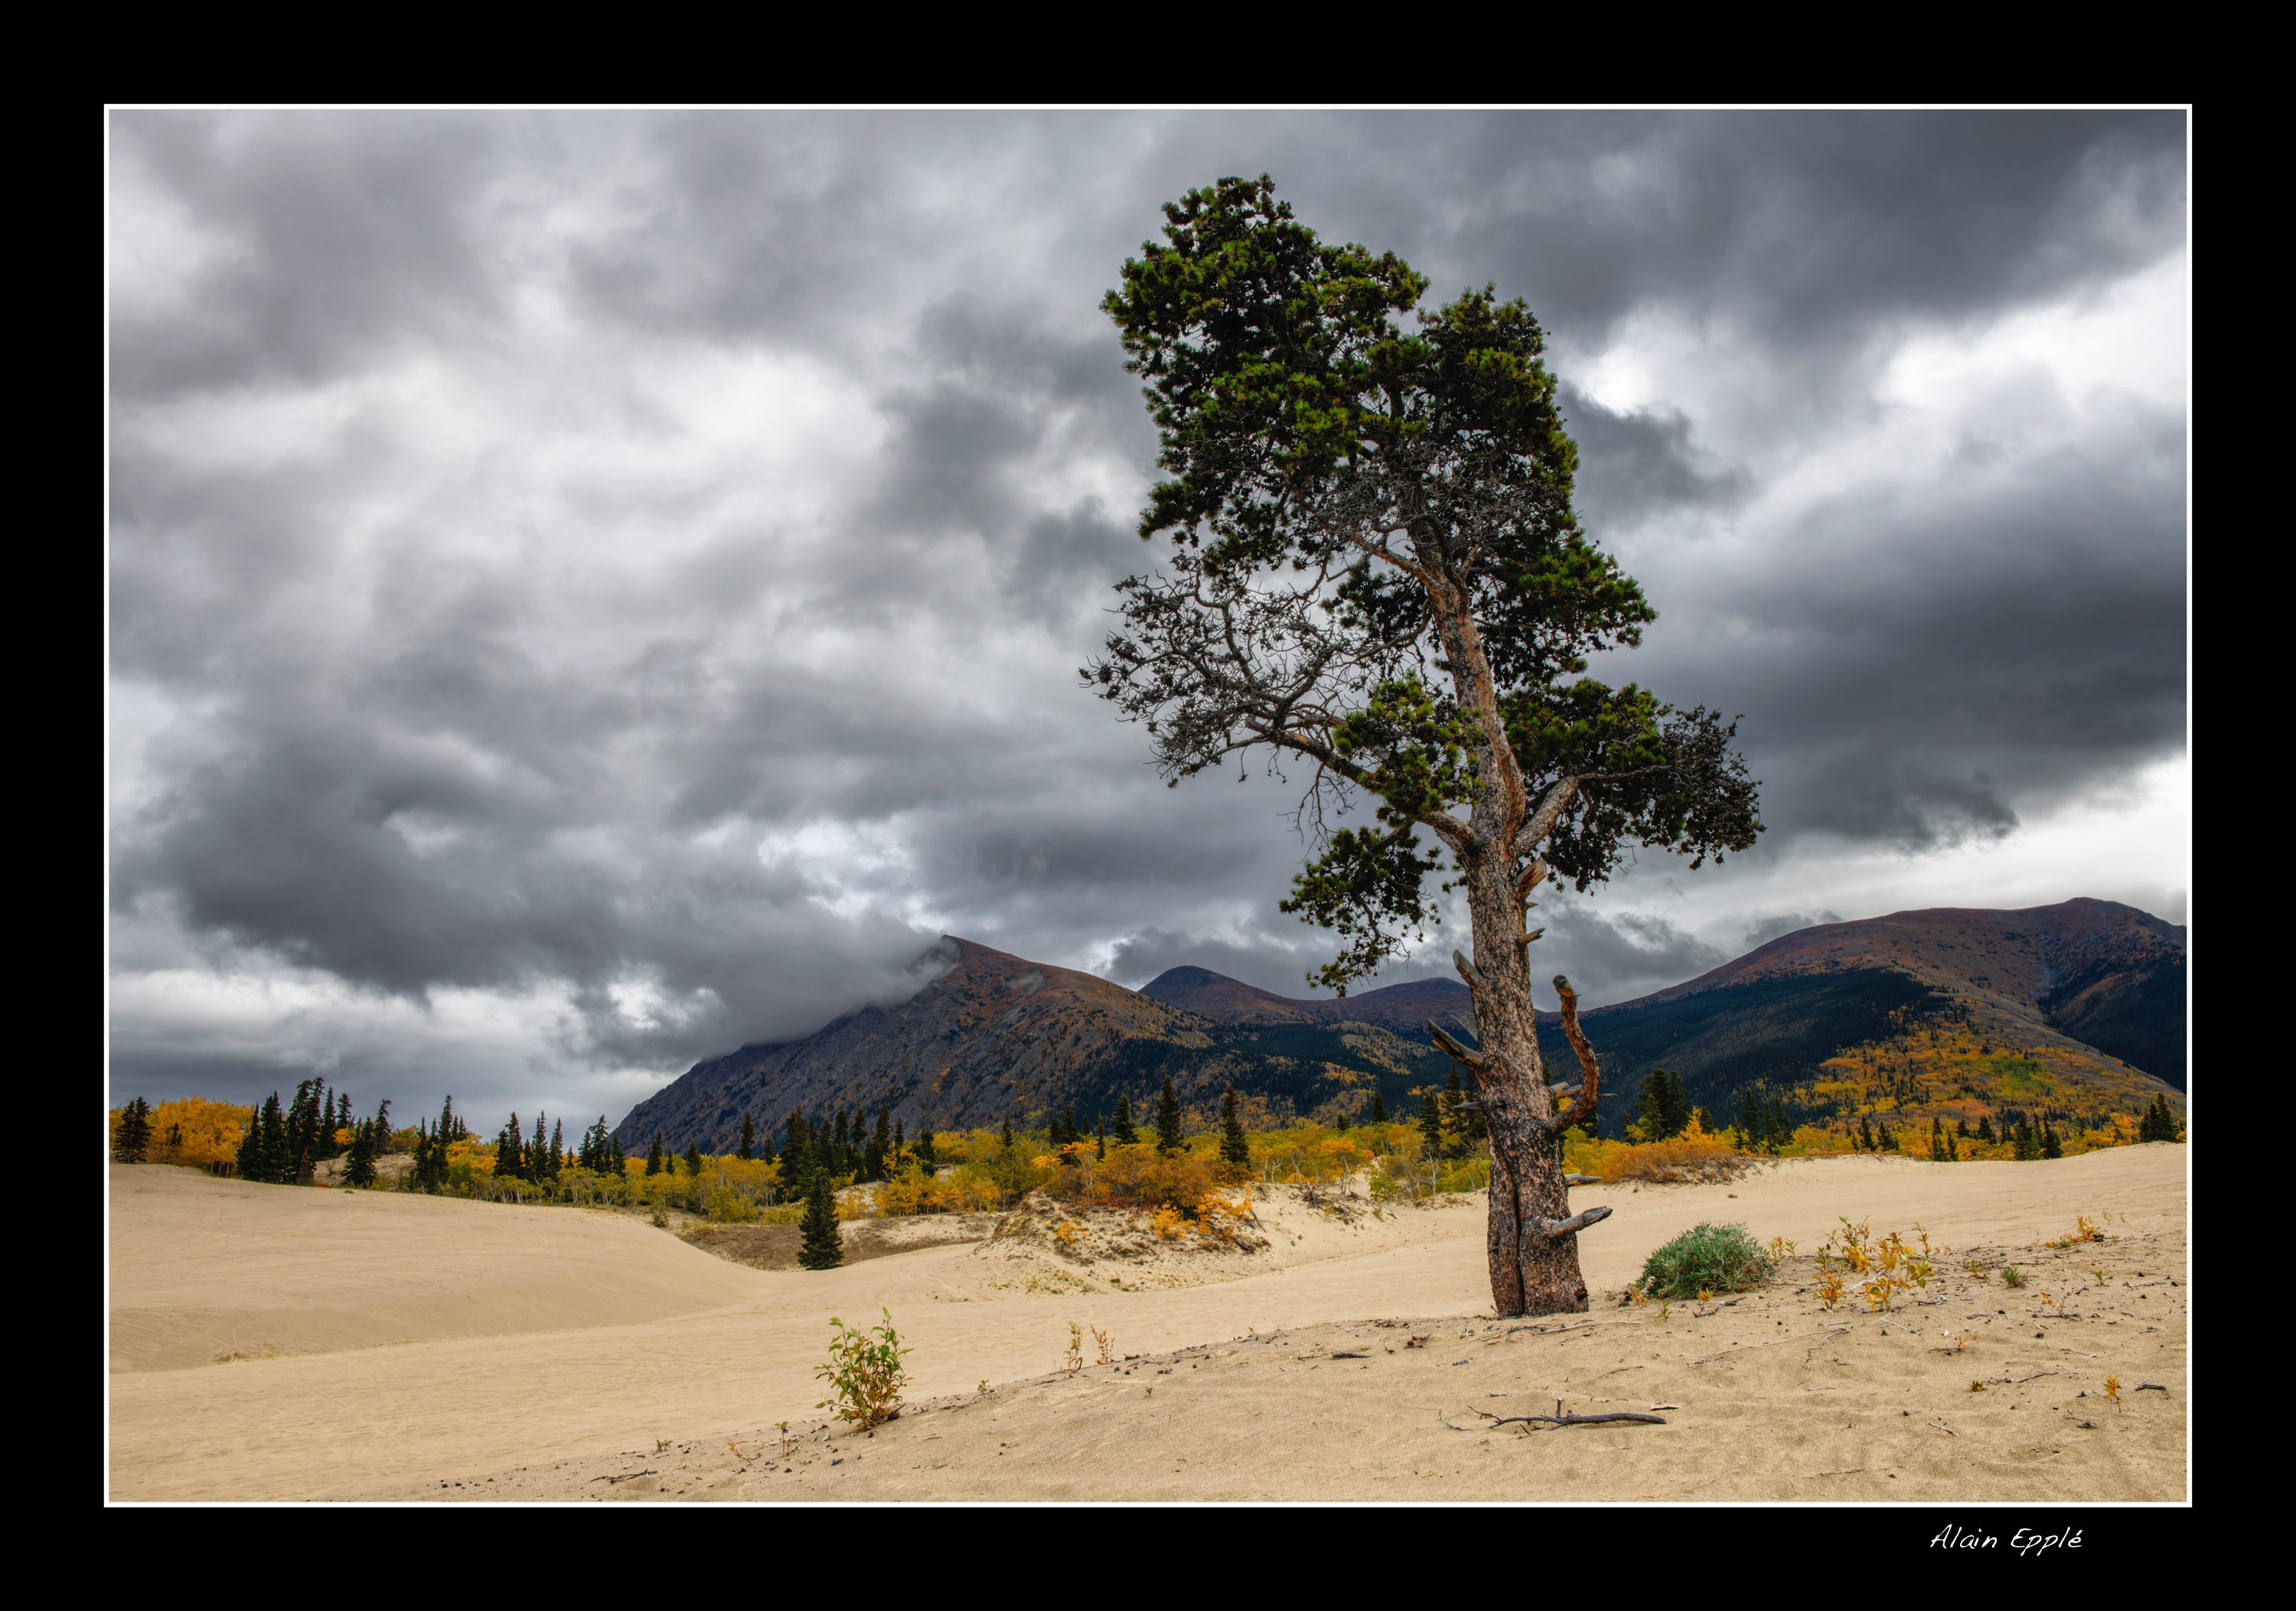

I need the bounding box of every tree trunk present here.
[1458,842,1589,1317]
[1430,576,1596,1319]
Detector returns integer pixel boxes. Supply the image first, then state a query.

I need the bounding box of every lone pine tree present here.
[113,1097,154,1163]
[1155,1074,1186,1153]
[798,1166,843,1270]
[1220,1084,1251,1166]
[1110,1093,1139,1148]
[1091,176,1760,1316]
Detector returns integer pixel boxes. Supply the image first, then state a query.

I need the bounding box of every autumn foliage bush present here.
[1565,1116,1752,1184]
[875,1162,1003,1216]
[113,1097,253,1172]
[1044,1143,1221,1213]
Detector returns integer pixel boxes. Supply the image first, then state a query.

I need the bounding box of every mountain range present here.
[613,898,2185,1153]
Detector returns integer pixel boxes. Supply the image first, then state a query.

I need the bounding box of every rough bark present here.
[1423,569,1601,1319]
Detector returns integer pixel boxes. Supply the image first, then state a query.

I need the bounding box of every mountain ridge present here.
[614,898,2185,1152]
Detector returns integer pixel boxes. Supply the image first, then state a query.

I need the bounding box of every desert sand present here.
[108,1146,2186,1502]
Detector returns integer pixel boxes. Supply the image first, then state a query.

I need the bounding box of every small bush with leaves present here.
[814,1309,910,1430]
[1636,1221,1776,1300]
[2001,1264,2027,1288]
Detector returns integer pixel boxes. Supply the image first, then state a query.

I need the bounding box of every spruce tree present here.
[343,1120,378,1187]
[1154,1074,1185,1154]
[1110,1094,1139,1148]
[2040,1120,2063,1160]
[235,1115,263,1184]
[546,1119,564,1179]
[999,1116,1015,1153]
[1766,1096,1793,1152]
[797,1166,843,1270]
[1419,1089,1444,1156]
[498,1114,525,1181]
[1976,1113,1996,1144]
[1369,1089,1388,1125]
[738,1114,755,1161]
[783,1111,810,1180]
[916,1123,937,1172]
[683,1141,703,1178]
[256,1091,291,1183]
[1461,1081,1488,1150]
[113,1097,154,1163]
[1060,1105,1080,1150]
[372,1098,393,1151]
[1219,1084,1251,1167]
[645,1133,664,1177]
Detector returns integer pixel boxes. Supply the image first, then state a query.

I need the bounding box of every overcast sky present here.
[108,109,2189,1127]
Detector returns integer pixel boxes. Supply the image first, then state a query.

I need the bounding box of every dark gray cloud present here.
[109,109,2187,1124]
[1742,910,1844,951]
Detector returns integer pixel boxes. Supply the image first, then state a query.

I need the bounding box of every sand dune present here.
[106,1148,2187,1501]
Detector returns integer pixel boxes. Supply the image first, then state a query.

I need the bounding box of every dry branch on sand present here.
[1448,1401,1670,1433]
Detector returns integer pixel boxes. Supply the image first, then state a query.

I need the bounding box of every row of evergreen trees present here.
[405,1098,472,1191]
[234,1080,382,1185]
[2138,1092,2183,1143]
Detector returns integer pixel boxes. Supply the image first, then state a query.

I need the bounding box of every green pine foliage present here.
[1368,1089,1387,1124]
[113,1096,154,1163]
[645,1133,665,1177]
[1155,1075,1186,1153]
[1633,1069,1692,1142]
[1219,1084,1251,1167]
[798,1167,843,1270]
[783,1110,810,1178]
[1110,1094,1139,1148]
[1418,1089,1443,1154]
[2138,1093,2181,1143]
[342,1120,378,1187]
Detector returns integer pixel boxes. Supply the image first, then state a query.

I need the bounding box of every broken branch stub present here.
[1547,973,1603,1134]
[1544,1205,1613,1240]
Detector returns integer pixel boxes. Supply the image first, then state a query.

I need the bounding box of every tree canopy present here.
[1090,174,1760,993]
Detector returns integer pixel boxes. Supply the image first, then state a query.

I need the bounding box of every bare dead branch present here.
[1425,1019,1485,1071]
[1449,1401,1668,1433]
[1544,1205,1612,1239]
[1547,973,1601,1133]
[1451,948,1484,993]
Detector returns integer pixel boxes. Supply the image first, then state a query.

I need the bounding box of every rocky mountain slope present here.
[615,900,2185,1150]
[613,938,1450,1153]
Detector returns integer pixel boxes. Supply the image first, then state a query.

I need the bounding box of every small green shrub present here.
[814,1309,911,1430]
[2000,1264,2026,1288]
[1637,1221,1775,1299]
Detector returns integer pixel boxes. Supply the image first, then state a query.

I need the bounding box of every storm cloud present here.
[108,110,2188,1124]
